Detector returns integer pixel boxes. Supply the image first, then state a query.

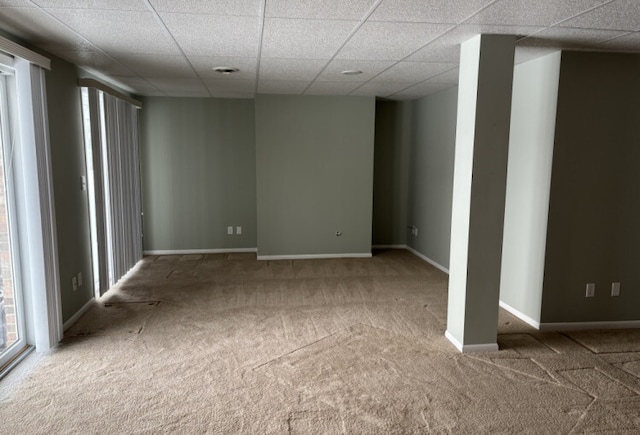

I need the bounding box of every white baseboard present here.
[63,298,95,331]
[445,330,499,353]
[257,253,372,261]
[372,244,408,250]
[499,300,541,329]
[405,246,449,274]
[539,320,640,332]
[144,248,257,255]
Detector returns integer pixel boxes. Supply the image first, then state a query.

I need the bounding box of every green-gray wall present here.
[406,87,458,270]
[372,100,411,247]
[140,97,257,251]
[46,56,94,322]
[255,95,375,257]
[500,52,561,323]
[541,52,640,323]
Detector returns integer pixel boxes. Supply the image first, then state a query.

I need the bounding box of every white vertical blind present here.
[84,88,142,294]
[14,58,62,350]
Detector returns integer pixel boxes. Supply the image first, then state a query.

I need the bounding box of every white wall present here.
[499,52,561,325]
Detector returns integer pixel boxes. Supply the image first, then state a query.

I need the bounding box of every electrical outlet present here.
[227,226,233,235]
[72,276,78,292]
[77,272,83,287]
[611,282,621,297]
[236,226,242,235]
[585,283,595,298]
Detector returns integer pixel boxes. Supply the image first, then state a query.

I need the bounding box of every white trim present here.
[372,244,408,249]
[257,253,372,261]
[539,320,640,332]
[445,330,499,353]
[144,248,258,256]
[0,35,50,70]
[406,246,450,274]
[499,300,541,329]
[63,298,95,331]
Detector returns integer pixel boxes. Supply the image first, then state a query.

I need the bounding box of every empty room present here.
[1,0,640,433]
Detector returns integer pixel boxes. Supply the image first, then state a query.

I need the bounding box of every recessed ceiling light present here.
[213,66,239,74]
[341,70,363,76]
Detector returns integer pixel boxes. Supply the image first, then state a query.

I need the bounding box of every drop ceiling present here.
[0,0,638,100]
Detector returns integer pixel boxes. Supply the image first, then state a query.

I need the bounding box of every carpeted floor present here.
[1,249,640,433]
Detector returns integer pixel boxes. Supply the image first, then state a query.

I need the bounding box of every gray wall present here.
[140,97,257,251]
[255,94,375,257]
[541,52,640,323]
[406,87,457,270]
[500,52,561,323]
[372,100,411,247]
[46,56,94,322]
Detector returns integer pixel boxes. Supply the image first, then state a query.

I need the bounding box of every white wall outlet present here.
[80,175,87,191]
[611,282,621,297]
[413,227,419,237]
[77,272,83,287]
[236,226,242,235]
[585,283,595,298]
[227,226,233,235]
[72,276,78,291]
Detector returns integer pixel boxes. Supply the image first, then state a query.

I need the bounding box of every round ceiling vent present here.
[213,66,239,74]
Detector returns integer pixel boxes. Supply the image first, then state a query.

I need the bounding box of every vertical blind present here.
[84,86,142,294]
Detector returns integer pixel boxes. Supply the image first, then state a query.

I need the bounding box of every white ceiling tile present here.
[109,76,160,92]
[258,80,310,94]
[350,81,415,97]
[558,0,640,31]
[203,78,256,94]
[318,59,395,81]
[427,68,459,84]
[336,22,452,60]
[2,0,640,100]
[519,27,628,49]
[405,24,546,62]
[261,18,359,59]
[372,61,456,82]
[146,78,208,93]
[404,42,461,63]
[33,0,147,10]
[259,58,327,81]
[56,50,136,76]
[265,0,375,20]
[162,90,211,97]
[0,1,33,5]
[370,0,494,24]
[0,6,93,51]
[304,81,364,95]
[597,31,640,52]
[207,92,255,99]
[47,9,180,54]
[149,0,263,16]
[161,13,261,57]
[189,56,257,79]
[115,54,196,78]
[392,82,454,99]
[138,90,167,97]
[465,0,611,27]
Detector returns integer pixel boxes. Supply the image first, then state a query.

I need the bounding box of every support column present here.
[445,35,515,352]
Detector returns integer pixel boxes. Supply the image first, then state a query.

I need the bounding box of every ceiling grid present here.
[0,0,636,100]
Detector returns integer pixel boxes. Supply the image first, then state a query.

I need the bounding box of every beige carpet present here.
[1,249,640,434]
